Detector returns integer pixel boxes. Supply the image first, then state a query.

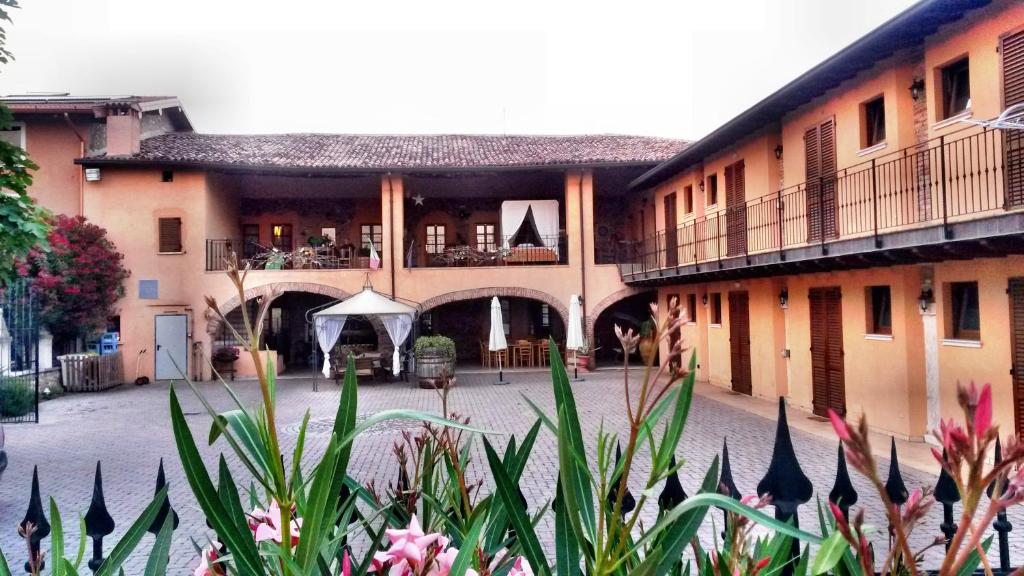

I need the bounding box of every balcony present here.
[405,234,568,267]
[206,239,376,271]
[621,125,1024,284]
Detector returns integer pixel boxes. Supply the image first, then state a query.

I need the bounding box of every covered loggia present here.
[590,291,657,367]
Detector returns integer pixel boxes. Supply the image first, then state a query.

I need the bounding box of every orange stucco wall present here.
[22,117,89,217]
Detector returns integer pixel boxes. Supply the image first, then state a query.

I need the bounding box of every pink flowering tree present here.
[18,215,129,341]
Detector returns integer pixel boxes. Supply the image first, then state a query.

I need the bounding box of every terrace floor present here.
[0,368,1020,573]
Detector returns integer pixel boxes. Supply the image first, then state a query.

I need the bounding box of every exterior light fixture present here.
[85,168,101,182]
[918,286,934,312]
[699,180,705,192]
[774,144,784,160]
[701,293,708,306]
[910,78,925,101]
[779,288,789,309]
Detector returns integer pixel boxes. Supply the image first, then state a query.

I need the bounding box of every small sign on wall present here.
[139,280,159,300]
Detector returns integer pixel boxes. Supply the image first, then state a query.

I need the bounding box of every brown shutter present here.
[810,286,845,416]
[158,217,182,253]
[1010,278,1024,438]
[820,119,838,238]
[728,291,752,395]
[664,193,678,267]
[805,126,822,242]
[824,287,846,414]
[1003,30,1024,208]
[805,120,837,241]
[726,161,747,256]
[809,289,830,415]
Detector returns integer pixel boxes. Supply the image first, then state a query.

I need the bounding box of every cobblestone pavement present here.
[0,368,1021,573]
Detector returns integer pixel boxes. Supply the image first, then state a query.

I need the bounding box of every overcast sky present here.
[3,0,918,139]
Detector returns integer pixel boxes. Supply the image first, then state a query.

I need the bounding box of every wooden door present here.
[805,119,837,241]
[810,287,845,416]
[728,291,752,395]
[664,193,678,267]
[1010,278,1024,437]
[1002,29,1024,208]
[725,161,747,256]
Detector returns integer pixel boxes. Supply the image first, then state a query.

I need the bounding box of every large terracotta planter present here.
[639,338,658,365]
[574,354,592,371]
[416,347,455,388]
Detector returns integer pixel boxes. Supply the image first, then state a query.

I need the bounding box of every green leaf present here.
[50,498,65,576]
[484,438,550,576]
[657,351,697,470]
[73,515,86,570]
[94,486,169,576]
[652,456,719,576]
[448,511,485,576]
[810,530,847,575]
[555,405,590,571]
[956,535,993,576]
[554,472,581,576]
[168,387,265,575]
[0,543,11,576]
[143,513,174,576]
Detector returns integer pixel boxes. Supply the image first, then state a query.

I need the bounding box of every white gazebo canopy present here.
[312,287,418,377]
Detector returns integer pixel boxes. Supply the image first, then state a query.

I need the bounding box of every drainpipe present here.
[62,113,87,216]
[387,173,397,300]
[578,170,588,337]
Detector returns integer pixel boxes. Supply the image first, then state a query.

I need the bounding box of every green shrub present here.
[413,335,456,360]
[0,377,35,417]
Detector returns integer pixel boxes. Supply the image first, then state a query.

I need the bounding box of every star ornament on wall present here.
[412,193,425,206]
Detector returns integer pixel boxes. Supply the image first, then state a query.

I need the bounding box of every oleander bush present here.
[4,254,1023,576]
[414,335,457,360]
[0,376,35,418]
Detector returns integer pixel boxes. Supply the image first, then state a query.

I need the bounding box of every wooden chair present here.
[514,340,534,367]
[479,341,491,368]
[537,340,550,367]
[490,349,508,368]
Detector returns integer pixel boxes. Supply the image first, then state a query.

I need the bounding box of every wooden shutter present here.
[824,287,846,414]
[664,193,678,267]
[805,119,837,241]
[810,287,845,416]
[726,161,747,256]
[1010,278,1024,438]
[158,217,182,253]
[805,126,822,242]
[820,119,838,239]
[1003,30,1024,208]
[728,291,752,395]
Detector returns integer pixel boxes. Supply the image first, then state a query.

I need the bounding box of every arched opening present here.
[419,296,566,367]
[591,291,657,367]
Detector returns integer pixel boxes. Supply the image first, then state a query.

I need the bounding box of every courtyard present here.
[0,368,1020,573]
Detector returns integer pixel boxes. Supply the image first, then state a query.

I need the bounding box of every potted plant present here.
[414,335,456,388]
[638,319,658,364]
[574,338,596,371]
[307,234,331,247]
[211,346,240,380]
[265,249,287,270]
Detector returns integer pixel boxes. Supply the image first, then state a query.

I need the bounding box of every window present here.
[862,96,886,148]
[157,217,182,253]
[0,121,25,149]
[948,281,980,340]
[541,303,550,327]
[476,223,497,252]
[361,224,383,251]
[683,185,694,214]
[161,170,174,183]
[425,224,446,254]
[501,299,511,336]
[941,57,971,119]
[271,224,293,251]
[686,293,697,323]
[865,285,892,335]
[242,224,260,258]
[711,293,723,325]
[706,174,718,206]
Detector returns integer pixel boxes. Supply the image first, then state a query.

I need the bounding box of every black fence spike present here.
[828,443,858,518]
[19,466,50,574]
[884,437,909,505]
[987,437,1012,572]
[552,473,562,514]
[148,458,179,534]
[658,455,688,512]
[756,397,813,523]
[986,436,1005,499]
[718,438,741,500]
[607,442,636,516]
[84,462,115,573]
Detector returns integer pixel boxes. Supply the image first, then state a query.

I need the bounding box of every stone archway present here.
[419,287,570,327]
[587,287,657,365]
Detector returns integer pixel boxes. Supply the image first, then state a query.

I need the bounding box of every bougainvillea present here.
[18,215,130,339]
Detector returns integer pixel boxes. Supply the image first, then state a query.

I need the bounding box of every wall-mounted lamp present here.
[774,144,784,160]
[779,288,789,309]
[699,180,705,192]
[918,286,934,312]
[909,78,925,101]
[701,293,708,306]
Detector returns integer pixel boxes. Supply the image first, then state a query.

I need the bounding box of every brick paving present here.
[0,368,1021,573]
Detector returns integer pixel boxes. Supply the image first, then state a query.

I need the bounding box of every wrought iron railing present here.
[205,239,372,271]
[620,125,1018,277]
[406,233,569,267]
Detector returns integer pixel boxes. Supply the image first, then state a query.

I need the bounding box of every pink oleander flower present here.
[370,515,477,576]
[248,501,302,546]
[342,549,352,576]
[973,383,992,437]
[193,542,222,576]
[828,409,851,442]
[507,556,534,576]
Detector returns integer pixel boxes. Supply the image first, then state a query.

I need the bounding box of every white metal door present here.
[155,314,188,380]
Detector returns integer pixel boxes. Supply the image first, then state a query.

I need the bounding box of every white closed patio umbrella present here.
[488,297,509,385]
[566,294,585,382]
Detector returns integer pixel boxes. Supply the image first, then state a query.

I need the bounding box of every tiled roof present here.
[83,133,689,171]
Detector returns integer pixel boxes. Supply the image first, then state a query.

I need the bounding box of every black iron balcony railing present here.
[406,233,569,268]
[205,239,374,271]
[620,125,1020,277]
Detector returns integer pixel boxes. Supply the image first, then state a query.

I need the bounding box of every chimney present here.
[105,106,142,156]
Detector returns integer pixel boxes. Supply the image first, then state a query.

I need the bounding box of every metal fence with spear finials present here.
[0,278,39,424]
